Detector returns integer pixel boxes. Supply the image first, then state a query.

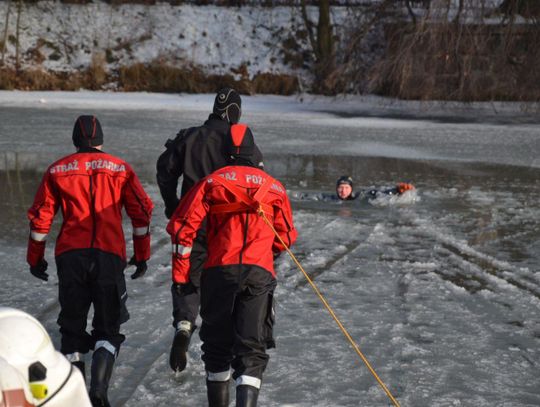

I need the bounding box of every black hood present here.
[72,115,104,147]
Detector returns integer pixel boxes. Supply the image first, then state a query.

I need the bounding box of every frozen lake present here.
[0,92,539,406]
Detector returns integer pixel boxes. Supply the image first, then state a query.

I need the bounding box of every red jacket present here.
[166,165,297,283]
[27,148,153,266]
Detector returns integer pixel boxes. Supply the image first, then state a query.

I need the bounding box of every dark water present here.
[3,150,539,265]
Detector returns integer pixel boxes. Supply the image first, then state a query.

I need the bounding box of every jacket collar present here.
[77,146,104,154]
[204,114,230,133]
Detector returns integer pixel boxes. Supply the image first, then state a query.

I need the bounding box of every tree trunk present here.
[405,0,417,27]
[316,0,333,69]
[453,0,464,24]
[300,0,317,61]
[299,0,334,92]
[314,0,334,93]
[1,0,12,66]
[15,0,22,72]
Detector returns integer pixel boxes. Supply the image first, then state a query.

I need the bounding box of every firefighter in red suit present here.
[167,124,297,407]
[26,115,153,407]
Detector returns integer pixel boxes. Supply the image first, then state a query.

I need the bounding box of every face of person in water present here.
[336,183,353,200]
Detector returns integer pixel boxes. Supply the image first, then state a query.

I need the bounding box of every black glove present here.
[30,259,49,281]
[128,256,147,279]
[165,199,180,219]
[165,207,175,219]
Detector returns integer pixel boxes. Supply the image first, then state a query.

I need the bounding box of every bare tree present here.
[499,0,540,19]
[322,0,395,94]
[1,0,12,66]
[15,0,22,72]
[405,0,418,27]
[299,0,335,93]
[367,0,540,101]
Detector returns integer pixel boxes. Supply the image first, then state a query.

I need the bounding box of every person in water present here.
[292,176,415,202]
[335,176,356,200]
[335,175,415,201]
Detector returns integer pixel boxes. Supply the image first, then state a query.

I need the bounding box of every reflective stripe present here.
[95,340,116,357]
[235,375,261,389]
[174,245,192,256]
[177,320,192,333]
[65,352,84,362]
[207,370,231,382]
[31,231,47,241]
[134,226,149,236]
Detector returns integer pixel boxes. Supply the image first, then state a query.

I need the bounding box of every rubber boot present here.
[206,379,229,407]
[236,385,259,407]
[169,321,192,372]
[89,348,115,407]
[72,361,85,383]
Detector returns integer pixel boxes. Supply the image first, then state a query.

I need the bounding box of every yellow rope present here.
[259,208,401,407]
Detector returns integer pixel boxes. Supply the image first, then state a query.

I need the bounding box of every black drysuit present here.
[156,114,264,327]
[56,249,129,354]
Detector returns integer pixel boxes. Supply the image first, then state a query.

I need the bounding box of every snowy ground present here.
[0,91,539,406]
[0,3,349,81]
[0,1,510,85]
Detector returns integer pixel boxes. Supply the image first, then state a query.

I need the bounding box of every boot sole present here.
[89,394,112,407]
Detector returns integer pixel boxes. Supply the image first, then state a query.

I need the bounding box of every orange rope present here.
[258,207,400,407]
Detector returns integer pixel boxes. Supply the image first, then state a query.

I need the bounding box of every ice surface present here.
[0,92,539,406]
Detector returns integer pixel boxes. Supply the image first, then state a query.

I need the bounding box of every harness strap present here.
[253,177,273,202]
[211,201,273,215]
[210,175,273,216]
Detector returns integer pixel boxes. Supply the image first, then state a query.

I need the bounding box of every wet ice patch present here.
[368,189,420,207]
[408,261,439,271]
[365,223,395,245]
[466,187,496,205]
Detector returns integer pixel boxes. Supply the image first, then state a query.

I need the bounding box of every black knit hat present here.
[226,124,255,161]
[336,175,354,189]
[72,115,104,147]
[213,87,242,124]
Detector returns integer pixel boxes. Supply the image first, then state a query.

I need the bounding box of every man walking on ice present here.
[156,88,264,373]
[26,115,153,407]
[167,124,296,407]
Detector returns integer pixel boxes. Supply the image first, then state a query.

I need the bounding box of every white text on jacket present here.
[85,160,126,172]
[50,160,79,174]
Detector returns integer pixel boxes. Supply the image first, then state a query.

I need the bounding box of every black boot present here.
[89,348,115,407]
[169,321,193,372]
[207,379,230,407]
[236,385,259,407]
[72,361,85,383]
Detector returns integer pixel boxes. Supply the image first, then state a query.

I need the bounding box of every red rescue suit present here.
[167,166,297,283]
[27,148,153,266]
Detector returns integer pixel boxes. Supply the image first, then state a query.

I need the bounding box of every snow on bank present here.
[0,3,347,79]
[0,0,510,78]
